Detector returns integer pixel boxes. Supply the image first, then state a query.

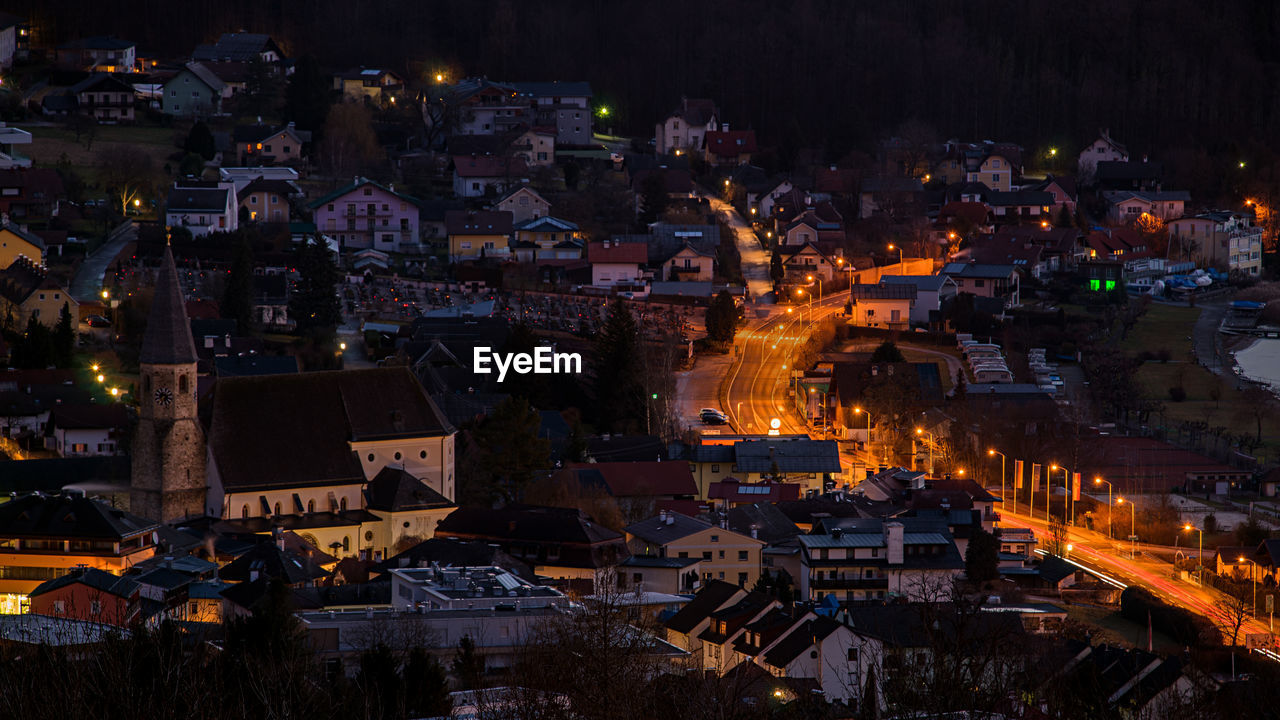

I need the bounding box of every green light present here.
[1105,280,1116,291]
[1089,279,1100,291]
[651,393,658,399]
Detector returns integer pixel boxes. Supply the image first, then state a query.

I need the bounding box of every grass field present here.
[1135,360,1280,456]
[18,124,179,191]
[1067,604,1182,654]
[1119,303,1200,357]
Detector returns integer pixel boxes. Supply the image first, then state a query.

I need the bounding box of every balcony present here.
[809,576,889,591]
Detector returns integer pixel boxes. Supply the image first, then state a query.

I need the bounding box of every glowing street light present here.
[435,73,445,83]
[597,105,610,117]
[1116,496,1137,557]
[339,342,347,351]
[916,428,935,475]
[887,243,903,272]
[101,289,110,300]
[723,178,730,188]
[1049,147,1058,157]
[1183,524,1203,586]
[109,387,119,397]
[91,363,100,373]
[988,449,1006,513]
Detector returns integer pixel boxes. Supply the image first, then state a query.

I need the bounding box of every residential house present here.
[206,367,457,560]
[648,223,721,266]
[309,177,423,253]
[511,81,594,145]
[756,614,861,703]
[986,225,1086,273]
[706,480,802,510]
[932,141,1023,191]
[1035,175,1078,213]
[69,74,135,123]
[826,362,944,440]
[655,97,718,156]
[333,67,404,103]
[859,176,925,219]
[161,62,226,117]
[0,491,160,598]
[626,511,765,588]
[510,125,557,166]
[55,36,135,72]
[1078,128,1129,182]
[446,78,529,136]
[1103,190,1190,223]
[847,283,917,329]
[664,579,746,658]
[1168,211,1263,273]
[688,437,843,496]
[494,185,551,224]
[780,207,844,249]
[617,555,704,595]
[756,178,795,218]
[238,177,293,223]
[704,126,757,167]
[798,517,965,602]
[879,275,958,326]
[1095,160,1163,192]
[192,33,285,64]
[695,591,781,672]
[1086,228,1149,264]
[47,404,127,457]
[165,181,238,236]
[452,154,529,198]
[587,238,647,287]
[780,242,837,283]
[0,124,32,169]
[987,189,1053,219]
[232,122,309,165]
[0,220,44,267]
[511,216,582,262]
[661,243,716,281]
[27,567,139,626]
[954,237,1047,279]
[0,169,65,221]
[433,505,629,582]
[445,210,513,262]
[0,262,77,328]
[939,262,1020,307]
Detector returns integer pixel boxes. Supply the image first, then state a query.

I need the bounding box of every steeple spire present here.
[140,244,198,365]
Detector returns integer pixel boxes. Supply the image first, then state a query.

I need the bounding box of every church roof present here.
[140,245,198,365]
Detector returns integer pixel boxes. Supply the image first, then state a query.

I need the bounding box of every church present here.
[130,244,458,560]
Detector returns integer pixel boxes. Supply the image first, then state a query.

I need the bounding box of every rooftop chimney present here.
[721,122,729,132]
[884,521,905,565]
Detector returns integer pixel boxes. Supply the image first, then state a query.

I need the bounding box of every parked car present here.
[85,315,111,328]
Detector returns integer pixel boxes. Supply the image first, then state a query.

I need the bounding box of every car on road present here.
[84,315,111,328]
[699,408,729,424]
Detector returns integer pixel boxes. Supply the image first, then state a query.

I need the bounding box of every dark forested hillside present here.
[16,0,1280,189]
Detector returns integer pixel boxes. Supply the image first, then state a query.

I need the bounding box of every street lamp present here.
[1116,497,1137,558]
[988,449,1006,515]
[1094,477,1113,539]
[1184,524,1204,586]
[804,274,823,302]
[853,407,873,455]
[1239,557,1260,616]
[1050,464,1071,525]
[916,428,935,475]
[887,244,903,273]
[957,468,966,476]
[96,374,105,384]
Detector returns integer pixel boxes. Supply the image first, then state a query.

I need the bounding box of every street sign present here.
[1246,633,1278,650]
[1268,594,1275,614]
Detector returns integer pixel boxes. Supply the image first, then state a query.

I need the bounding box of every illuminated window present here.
[1105,280,1117,291]
[1089,279,1101,291]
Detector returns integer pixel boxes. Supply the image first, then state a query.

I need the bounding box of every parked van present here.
[974,367,1015,383]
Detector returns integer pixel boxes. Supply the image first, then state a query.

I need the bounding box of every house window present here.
[273,502,282,516]
[471,182,480,191]
[54,600,65,614]
[343,536,350,551]
[242,504,249,519]
[307,500,315,513]
[711,535,719,543]
[328,204,335,212]
[718,550,725,559]
[264,145,272,153]
[738,551,749,561]
[363,188,372,196]
[340,497,348,512]
[711,464,720,473]
[250,196,258,204]
[702,551,712,560]
[678,551,689,559]
[992,173,1000,183]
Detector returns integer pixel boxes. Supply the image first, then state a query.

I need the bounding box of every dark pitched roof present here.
[664,579,742,634]
[560,461,697,498]
[166,186,229,213]
[307,176,422,210]
[239,177,296,198]
[363,466,454,512]
[727,503,801,543]
[0,256,45,306]
[373,537,535,580]
[436,505,623,546]
[762,616,843,667]
[140,245,198,365]
[626,512,717,545]
[704,130,757,157]
[48,403,128,430]
[445,210,513,235]
[208,368,454,491]
[29,567,138,599]
[0,492,159,539]
[69,73,135,95]
[218,541,330,585]
[733,439,842,474]
[58,36,134,51]
[192,33,282,62]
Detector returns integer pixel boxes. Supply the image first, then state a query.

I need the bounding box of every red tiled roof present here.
[705,130,757,157]
[452,154,529,178]
[587,240,647,264]
[814,167,858,194]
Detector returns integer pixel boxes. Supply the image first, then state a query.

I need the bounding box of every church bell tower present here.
[130,243,207,524]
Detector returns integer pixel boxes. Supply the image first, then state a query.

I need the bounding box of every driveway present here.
[699,192,773,302]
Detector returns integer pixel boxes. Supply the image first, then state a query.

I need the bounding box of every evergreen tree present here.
[465,396,551,504]
[403,648,452,717]
[592,300,644,432]
[770,250,785,284]
[451,636,485,691]
[704,290,738,343]
[288,236,342,337]
[284,55,332,135]
[222,233,255,334]
[52,302,75,368]
[13,315,55,369]
[183,121,217,161]
[562,161,580,190]
[965,528,1000,584]
[870,340,905,363]
[242,55,283,118]
[638,170,668,226]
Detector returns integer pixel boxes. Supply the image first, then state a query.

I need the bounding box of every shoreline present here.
[1230,336,1280,398]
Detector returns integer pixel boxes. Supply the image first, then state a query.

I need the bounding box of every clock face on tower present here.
[154,387,173,407]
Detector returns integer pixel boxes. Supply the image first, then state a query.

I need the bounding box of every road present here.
[71,222,135,302]
[999,505,1280,654]
[700,193,773,301]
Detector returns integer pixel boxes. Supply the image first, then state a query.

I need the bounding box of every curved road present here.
[70,222,135,302]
